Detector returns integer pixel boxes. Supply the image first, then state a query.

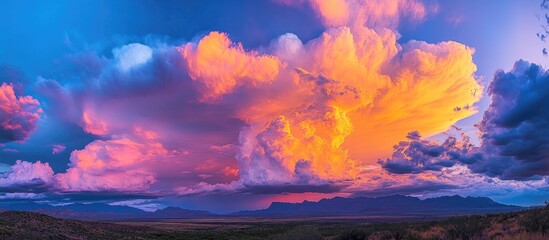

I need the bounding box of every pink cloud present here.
[0,83,42,143]
[52,144,66,155]
[276,0,428,28]
[55,137,165,192]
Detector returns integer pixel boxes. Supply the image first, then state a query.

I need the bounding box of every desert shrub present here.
[335,228,368,240]
[269,225,323,240]
[335,223,417,240]
[520,207,549,233]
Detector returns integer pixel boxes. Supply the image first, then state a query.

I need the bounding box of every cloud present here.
[379,131,480,174]
[175,181,243,196]
[277,0,428,28]
[180,32,283,102]
[351,181,458,197]
[2,148,18,153]
[380,61,549,181]
[0,131,180,195]
[0,83,42,143]
[237,109,356,187]
[0,160,54,192]
[0,192,46,200]
[52,144,66,155]
[475,60,549,180]
[113,43,153,72]
[537,0,548,55]
[243,183,344,194]
[109,199,163,212]
[54,137,165,192]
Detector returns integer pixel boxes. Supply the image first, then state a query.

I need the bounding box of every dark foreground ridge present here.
[0,206,548,239]
[0,211,152,239]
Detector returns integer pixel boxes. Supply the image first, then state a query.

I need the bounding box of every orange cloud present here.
[346,40,481,161]
[180,32,284,102]
[235,25,480,181]
[238,109,356,185]
[309,0,349,26]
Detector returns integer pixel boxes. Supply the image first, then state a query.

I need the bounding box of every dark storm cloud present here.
[50,191,159,202]
[243,184,344,195]
[378,131,480,174]
[351,182,458,198]
[0,179,50,193]
[475,60,549,180]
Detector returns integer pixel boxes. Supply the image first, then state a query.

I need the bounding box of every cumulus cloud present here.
[180,32,283,102]
[476,61,549,180]
[113,43,153,72]
[54,137,165,192]
[0,83,42,143]
[0,133,175,194]
[0,160,54,192]
[379,131,480,174]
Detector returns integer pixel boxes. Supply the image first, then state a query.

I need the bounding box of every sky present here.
[0,0,548,213]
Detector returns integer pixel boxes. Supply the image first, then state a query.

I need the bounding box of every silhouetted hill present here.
[0,202,214,220]
[0,211,151,239]
[152,206,213,219]
[237,195,523,216]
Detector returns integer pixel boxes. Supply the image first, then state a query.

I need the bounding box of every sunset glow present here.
[0,0,548,213]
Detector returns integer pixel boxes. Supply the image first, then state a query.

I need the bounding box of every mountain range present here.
[236,195,524,216]
[0,195,524,220]
[0,202,212,220]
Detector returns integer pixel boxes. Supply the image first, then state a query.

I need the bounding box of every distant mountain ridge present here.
[0,195,524,220]
[236,195,524,216]
[0,202,214,220]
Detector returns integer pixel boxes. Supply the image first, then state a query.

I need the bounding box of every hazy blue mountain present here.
[236,195,523,216]
[0,195,524,220]
[0,202,213,220]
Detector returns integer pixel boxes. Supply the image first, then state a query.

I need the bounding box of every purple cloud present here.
[476,60,549,180]
[52,144,66,155]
